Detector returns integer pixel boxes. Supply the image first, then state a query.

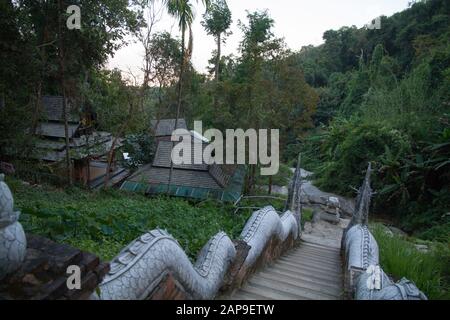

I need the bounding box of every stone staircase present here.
[226,239,344,300]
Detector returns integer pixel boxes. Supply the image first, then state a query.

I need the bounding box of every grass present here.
[300,208,314,230]
[371,223,450,300]
[302,208,314,222]
[7,177,252,261]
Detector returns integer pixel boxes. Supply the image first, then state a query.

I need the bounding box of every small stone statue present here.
[0,174,27,280]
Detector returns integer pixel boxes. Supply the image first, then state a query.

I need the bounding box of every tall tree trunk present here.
[215,33,221,82]
[167,25,186,194]
[31,83,42,135]
[269,176,273,195]
[0,93,4,109]
[58,0,72,185]
[32,18,49,135]
[213,33,221,111]
[251,164,257,194]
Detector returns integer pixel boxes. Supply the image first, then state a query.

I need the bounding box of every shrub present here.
[371,223,449,300]
[302,117,410,197]
[8,177,252,261]
[121,133,156,169]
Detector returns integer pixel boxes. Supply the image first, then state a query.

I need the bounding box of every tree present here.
[0,0,143,179]
[139,1,163,90]
[57,0,72,184]
[146,32,182,121]
[162,0,211,193]
[201,0,232,82]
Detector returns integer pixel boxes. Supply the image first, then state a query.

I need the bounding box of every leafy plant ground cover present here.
[7,177,253,261]
[371,223,450,300]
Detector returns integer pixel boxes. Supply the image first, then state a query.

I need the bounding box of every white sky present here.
[108,0,410,80]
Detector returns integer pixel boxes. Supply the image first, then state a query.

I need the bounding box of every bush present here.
[301,115,450,238]
[8,177,252,261]
[121,133,156,169]
[371,223,449,300]
[301,208,314,230]
[302,117,410,197]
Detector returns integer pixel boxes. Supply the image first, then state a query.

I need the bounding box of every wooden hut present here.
[31,96,128,187]
[121,120,244,202]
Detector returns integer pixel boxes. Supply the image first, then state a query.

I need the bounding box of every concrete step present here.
[257,271,343,297]
[282,253,341,266]
[278,257,342,272]
[242,282,304,300]
[301,242,341,253]
[276,259,342,274]
[261,268,342,291]
[228,289,269,300]
[226,240,344,300]
[271,264,342,283]
[249,277,339,300]
[294,249,340,259]
[297,247,341,258]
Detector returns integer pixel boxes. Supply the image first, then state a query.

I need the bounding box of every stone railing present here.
[97,206,299,300]
[0,174,108,300]
[96,163,304,300]
[0,164,302,300]
[342,164,428,300]
[0,174,27,281]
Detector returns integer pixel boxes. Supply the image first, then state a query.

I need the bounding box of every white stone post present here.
[0,174,27,280]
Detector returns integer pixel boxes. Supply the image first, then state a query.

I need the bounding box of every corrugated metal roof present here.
[129,167,222,190]
[41,96,80,123]
[121,165,245,202]
[150,119,187,137]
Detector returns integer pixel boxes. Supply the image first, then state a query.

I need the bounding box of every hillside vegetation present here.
[7,177,252,261]
[297,0,450,242]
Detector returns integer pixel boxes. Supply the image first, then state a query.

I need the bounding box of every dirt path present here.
[302,218,350,249]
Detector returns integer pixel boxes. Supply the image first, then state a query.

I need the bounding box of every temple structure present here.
[30,96,128,187]
[120,119,245,202]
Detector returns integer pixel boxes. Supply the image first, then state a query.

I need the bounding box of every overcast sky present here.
[108,0,410,79]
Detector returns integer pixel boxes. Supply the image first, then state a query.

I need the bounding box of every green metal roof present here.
[120,165,245,202]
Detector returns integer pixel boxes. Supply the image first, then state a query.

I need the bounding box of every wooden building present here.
[31,96,128,187]
[121,119,244,202]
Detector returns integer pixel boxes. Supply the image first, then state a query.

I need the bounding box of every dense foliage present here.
[0,0,143,157]
[371,224,449,300]
[8,177,252,261]
[299,0,450,241]
[1,0,448,277]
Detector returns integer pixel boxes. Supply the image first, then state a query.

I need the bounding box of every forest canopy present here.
[0,0,449,242]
